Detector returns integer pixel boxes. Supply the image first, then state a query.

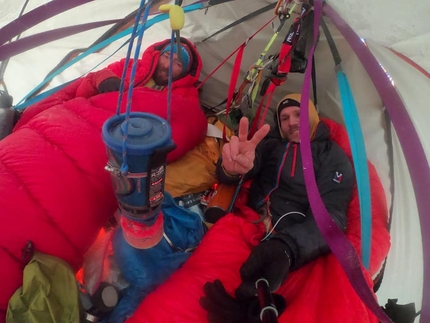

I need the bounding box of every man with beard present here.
[75,37,200,98]
[73,37,207,163]
[200,93,354,322]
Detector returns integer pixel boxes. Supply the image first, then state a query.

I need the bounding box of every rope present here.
[118,0,152,174]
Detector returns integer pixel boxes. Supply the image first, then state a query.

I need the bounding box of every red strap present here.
[197,16,277,91]
[223,45,245,141]
[258,83,276,128]
[249,82,276,138]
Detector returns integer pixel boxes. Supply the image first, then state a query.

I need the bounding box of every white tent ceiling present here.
[1,1,429,322]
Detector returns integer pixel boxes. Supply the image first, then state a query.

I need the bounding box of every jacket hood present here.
[274,93,320,140]
[150,37,202,81]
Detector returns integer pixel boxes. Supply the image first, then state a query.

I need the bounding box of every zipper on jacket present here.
[257,142,290,209]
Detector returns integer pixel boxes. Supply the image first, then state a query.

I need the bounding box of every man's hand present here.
[236,239,291,300]
[222,117,270,176]
[200,279,251,323]
[98,77,121,93]
[200,279,287,323]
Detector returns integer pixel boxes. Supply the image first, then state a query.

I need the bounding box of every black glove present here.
[236,239,291,300]
[200,279,286,323]
[97,77,121,93]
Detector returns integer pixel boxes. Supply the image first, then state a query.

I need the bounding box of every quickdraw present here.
[249,2,313,137]
[231,5,295,111]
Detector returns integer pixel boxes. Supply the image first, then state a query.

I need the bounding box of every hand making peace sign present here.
[221,117,271,176]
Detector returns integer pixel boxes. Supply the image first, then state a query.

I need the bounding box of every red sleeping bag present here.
[0,79,207,322]
[127,118,391,323]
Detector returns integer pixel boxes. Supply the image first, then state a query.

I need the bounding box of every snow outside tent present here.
[0,0,429,322]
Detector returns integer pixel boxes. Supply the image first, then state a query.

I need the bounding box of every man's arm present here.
[273,142,354,270]
[75,59,128,98]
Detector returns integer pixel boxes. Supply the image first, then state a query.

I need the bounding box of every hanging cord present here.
[199,2,277,43]
[321,17,372,270]
[167,32,176,125]
[117,0,153,174]
[196,16,277,141]
[196,16,277,91]
[116,0,151,116]
[162,2,186,125]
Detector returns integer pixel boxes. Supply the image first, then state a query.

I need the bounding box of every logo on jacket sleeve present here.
[333,172,343,183]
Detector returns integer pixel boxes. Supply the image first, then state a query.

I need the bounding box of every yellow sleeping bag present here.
[165,116,233,198]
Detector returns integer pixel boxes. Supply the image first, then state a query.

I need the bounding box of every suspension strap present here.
[0,0,94,46]
[321,17,372,270]
[14,1,205,110]
[0,20,123,62]
[300,1,393,321]
[325,3,430,321]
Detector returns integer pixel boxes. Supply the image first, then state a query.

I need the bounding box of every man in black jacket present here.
[200,93,354,322]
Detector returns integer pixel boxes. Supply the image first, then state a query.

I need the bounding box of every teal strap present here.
[337,69,372,270]
[14,2,204,108]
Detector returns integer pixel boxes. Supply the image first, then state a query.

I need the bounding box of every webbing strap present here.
[321,17,372,269]
[0,20,122,61]
[223,45,245,141]
[14,2,205,108]
[0,0,94,46]
[299,1,393,321]
[337,70,372,269]
[325,4,430,322]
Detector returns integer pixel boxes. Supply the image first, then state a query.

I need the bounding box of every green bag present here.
[6,251,80,323]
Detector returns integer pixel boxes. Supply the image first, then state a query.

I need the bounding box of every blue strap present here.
[14,2,205,108]
[336,70,372,269]
[325,4,430,322]
[14,81,75,109]
[14,37,130,111]
[299,1,393,322]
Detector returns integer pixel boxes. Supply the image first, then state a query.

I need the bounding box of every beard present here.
[153,66,169,86]
[286,125,300,142]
